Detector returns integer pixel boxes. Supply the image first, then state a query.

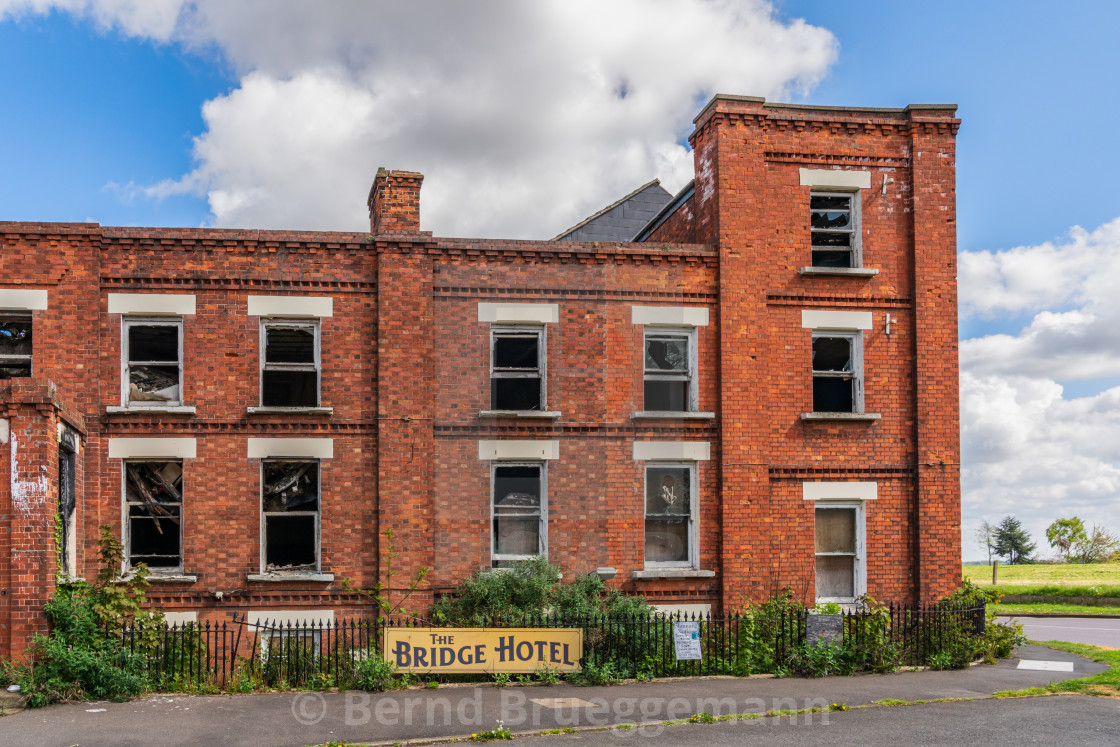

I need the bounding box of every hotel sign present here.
[384,627,583,674]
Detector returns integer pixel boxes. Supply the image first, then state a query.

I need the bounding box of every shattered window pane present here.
[643,331,692,411]
[262,461,319,572]
[491,330,542,410]
[125,461,183,569]
[262,323,319,407]
[0,313,32,379]
[126,322,181,405]
[644,466,693,565]
[812,336,856,412]
[492,465,542,565]
[811,192,854,268]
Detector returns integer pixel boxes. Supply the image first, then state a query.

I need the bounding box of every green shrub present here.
[354,655,401,692]
[569,658,619,686]
[785,641,855,678]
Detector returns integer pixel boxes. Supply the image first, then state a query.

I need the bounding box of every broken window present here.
[812,333,862,412]
[492,464,545,567]
[811,191,859,268]
[490,328,543,411]
[262,460,320,572]
[124,319,182,406]
[261,322,319,407]
[815,505,862,601]
[125,461,183,570]
[58,432,77,577]
[644,464,695,568]
[0,312,32,379]
[644,330,694,411]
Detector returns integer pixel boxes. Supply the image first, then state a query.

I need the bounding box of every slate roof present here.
[552,180,673,242]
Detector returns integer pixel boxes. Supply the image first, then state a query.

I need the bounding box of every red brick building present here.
[0,96,961,659]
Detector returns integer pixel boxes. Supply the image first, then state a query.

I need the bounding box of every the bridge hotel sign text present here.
[384,628,584,674]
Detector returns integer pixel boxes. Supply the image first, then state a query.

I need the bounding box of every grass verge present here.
[992,603,1120,616]
[991,640,1119,699]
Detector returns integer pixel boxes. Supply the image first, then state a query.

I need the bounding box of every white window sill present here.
[106,406,196,415]
[247,572,334,582]
[632,569,716,579]
[115,573,197,584]
[800,412,881,421]
[631,411,715,420]
[479,410,561,419]
[799,267,879,277]
[247,407,334,415]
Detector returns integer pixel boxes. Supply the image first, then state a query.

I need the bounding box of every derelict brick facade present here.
[0,96,961,654]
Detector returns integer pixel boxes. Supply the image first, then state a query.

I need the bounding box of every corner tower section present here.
[680,96,961,607]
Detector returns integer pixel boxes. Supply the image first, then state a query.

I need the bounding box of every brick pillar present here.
[1,385,68,661]
[909,106,962,601]
[375,242,436,613]
[697,98,774,609]
[368,169,424,235]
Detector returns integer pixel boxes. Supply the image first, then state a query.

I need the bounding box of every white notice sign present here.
[673,621,702,661]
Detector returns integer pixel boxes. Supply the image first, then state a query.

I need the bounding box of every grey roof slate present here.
[553,181,673,242]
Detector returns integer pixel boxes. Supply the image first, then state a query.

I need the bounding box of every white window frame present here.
[813,501,866,604]
[259,319,322,408]
[811,331,864,413]
[490,461,547,567]
[642,327,698,413]
[642,461,699,570]
[260,459,322,574]
[810,189,862,269]
[490,325,546,412]
[0,311,33,379]
[122,459,184,573]
[121,317,184,408]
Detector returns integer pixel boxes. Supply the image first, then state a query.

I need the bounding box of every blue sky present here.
[2,0,1118,560]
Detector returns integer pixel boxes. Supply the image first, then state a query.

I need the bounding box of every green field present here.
[963,562,1120,587]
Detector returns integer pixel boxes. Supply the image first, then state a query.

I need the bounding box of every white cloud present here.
[3,0,839,236]
[960,217,1120,558]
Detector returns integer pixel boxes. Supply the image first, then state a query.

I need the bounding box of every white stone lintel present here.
[248,296,333,318]
[108,437,196,459]
[802,481,878,501]
[0,289,48,310]
[801,310,873,330]
[799,168,871,190]
[631,306,709,327]
[247,438,334,459]
[632,441,710,461]
[108,293,196,316]
[478,303,558,324]
[478,440,560,461]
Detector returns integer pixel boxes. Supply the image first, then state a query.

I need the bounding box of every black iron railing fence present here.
[111,603,985,689]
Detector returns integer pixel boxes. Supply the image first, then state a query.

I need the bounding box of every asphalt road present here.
[511,695,1120,746]
[0,644,1103,747]
[999,616,1120,647]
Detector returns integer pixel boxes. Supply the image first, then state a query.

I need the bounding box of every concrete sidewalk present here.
[0,644,1106,747]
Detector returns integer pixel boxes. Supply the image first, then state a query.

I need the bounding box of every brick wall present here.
[0,97,962,655]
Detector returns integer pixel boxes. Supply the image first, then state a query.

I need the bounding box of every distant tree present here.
[1073,524,1120,564]
[975,520,997,564]
[1046,517,1087,562]
[993,515,1036,565]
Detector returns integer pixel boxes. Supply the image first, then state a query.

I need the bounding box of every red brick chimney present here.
[368,168,424,234]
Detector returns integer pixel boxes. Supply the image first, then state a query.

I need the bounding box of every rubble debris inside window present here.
[0,313,32,379]
[125,461,182,569]
[58,440,77,576]
[811,192,855,268]
[491,330,542,410]
[492,464,542,567]
[644,466,692,564]
[263,460,319,571]
[812,335,856,412]
[262,324,319,407]
[644,332,692,411]
[126,322,181,404]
